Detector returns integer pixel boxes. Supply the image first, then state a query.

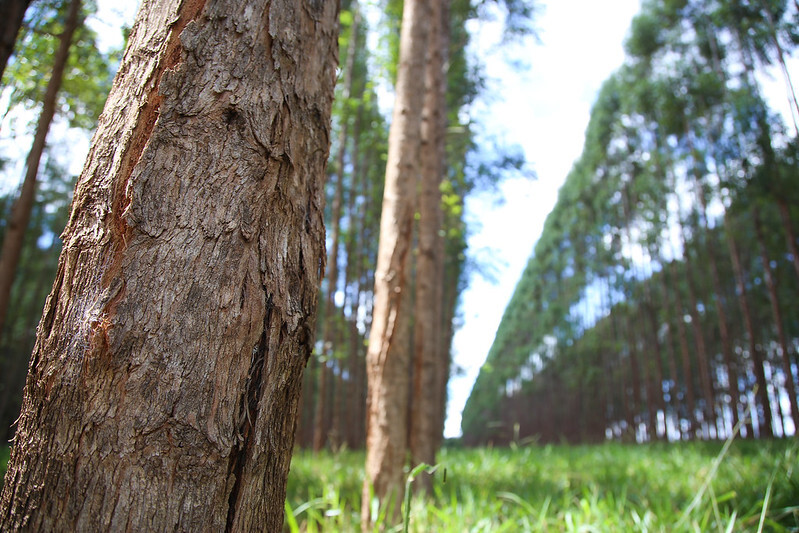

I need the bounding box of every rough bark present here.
[0,0,338,530]
[0,0,81,339]
[410,0,446,495]
[0,0,32,81]
[362,0,430,527]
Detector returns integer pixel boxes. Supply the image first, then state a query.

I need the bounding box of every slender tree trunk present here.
[776,199,799,282]
[668,261,698,439]
[343,106,364,449]
[726,214,774,438]
[656,267,682,441]
[753,207,799,432]
[410,0,446,495]
[313,4,361,453]
[435,248,458,449]
[642,293,666,440]
[0,0,32,81]
[362,0,430,526]
[619,191,646,440]
[0,0,81,337]
[693,179,741,435]
[678,221,717,439]
[432,0,451,453]
[0,1,338,530]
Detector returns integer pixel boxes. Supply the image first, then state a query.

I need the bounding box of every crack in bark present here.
[225,293,273,531]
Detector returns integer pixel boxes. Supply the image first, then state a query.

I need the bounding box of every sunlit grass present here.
[1,440,797,530]
[285,440,799,532]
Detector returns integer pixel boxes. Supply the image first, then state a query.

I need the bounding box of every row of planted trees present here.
[463,0,799,445]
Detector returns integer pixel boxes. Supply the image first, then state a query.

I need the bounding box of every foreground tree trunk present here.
[0,0,81,338]
[0,0,337,530]
[0,0,32,81]
[362,0,430,527]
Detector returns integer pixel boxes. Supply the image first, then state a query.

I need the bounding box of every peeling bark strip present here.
[0,1,338,531]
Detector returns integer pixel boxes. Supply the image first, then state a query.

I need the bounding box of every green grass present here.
[285,440,799,532]
[3,440,797,531]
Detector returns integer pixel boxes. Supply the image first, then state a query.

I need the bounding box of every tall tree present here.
[361,0,431,526]
[0,0,32,81]
[410,0,448,494]
[312,3,360,452]
[0,0,338,530]
[0,0,82,339]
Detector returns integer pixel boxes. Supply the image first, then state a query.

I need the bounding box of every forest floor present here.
[286,439,799,532]
[2,439,797,531]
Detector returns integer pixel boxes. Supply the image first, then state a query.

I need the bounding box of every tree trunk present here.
[678,222,717,439]
[0,0,81,338]
[753,206,799,433]
[0,1,337,530]
[776,199,799,282]
[343,102,365,449]
[410,0,446,495]
[362,0,430,526]
[693,178,741,435]
[668,261,698,438]
[0,0,32,81]
[654,256,681,441]
[725,214,774,438]
[312,4,361,453]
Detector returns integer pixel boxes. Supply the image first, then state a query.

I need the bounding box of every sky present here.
[445,0,642,437]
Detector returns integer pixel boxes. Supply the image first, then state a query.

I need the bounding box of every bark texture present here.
[0,0,338,530]
[410,0,447,494]
[0,0,81,338]
[0,0,32,81]
[362,0,430,527]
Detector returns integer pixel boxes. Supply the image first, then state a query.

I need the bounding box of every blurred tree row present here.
[0,0,117,443]
[463,0,799,445]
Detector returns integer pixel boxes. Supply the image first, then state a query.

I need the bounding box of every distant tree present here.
[362,0,430,525]
[0,0,32,80]
[0,0,82,341]
[0,0,337,529]
[410,0,448,495]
